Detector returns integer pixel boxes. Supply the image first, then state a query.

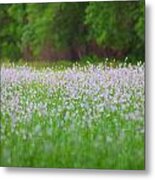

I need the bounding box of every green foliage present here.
[50,3,88,49]
[0,5,22,60]
[21,3,60,57]
[85,1,145,58]
[0,1,144,62]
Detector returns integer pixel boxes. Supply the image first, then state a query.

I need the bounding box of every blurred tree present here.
[51,3,88,48]
[85,0,145,60]
[0,4,23,61]
[21,3,60,58]
[0,1,144,62]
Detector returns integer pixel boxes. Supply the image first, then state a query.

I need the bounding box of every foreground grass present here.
[0,62,144,169]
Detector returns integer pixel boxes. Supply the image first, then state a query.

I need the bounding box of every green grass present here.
[0,62,144,169]
[1,56,140,69]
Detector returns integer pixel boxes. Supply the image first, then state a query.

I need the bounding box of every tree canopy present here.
[0,1,145,62]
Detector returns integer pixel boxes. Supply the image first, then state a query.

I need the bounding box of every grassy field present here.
[0,62,145,169]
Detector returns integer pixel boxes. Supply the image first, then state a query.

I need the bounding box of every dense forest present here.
[0,1,145,62]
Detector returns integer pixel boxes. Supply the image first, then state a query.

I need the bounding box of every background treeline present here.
[0,1,145,62]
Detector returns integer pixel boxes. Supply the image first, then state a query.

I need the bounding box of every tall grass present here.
[0,62,144,169]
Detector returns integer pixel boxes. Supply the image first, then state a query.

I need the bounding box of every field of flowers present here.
[0,62,145,169]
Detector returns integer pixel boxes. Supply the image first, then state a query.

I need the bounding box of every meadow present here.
[0,61,145,169]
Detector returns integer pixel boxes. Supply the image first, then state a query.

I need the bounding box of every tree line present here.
[0,1,145,62]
